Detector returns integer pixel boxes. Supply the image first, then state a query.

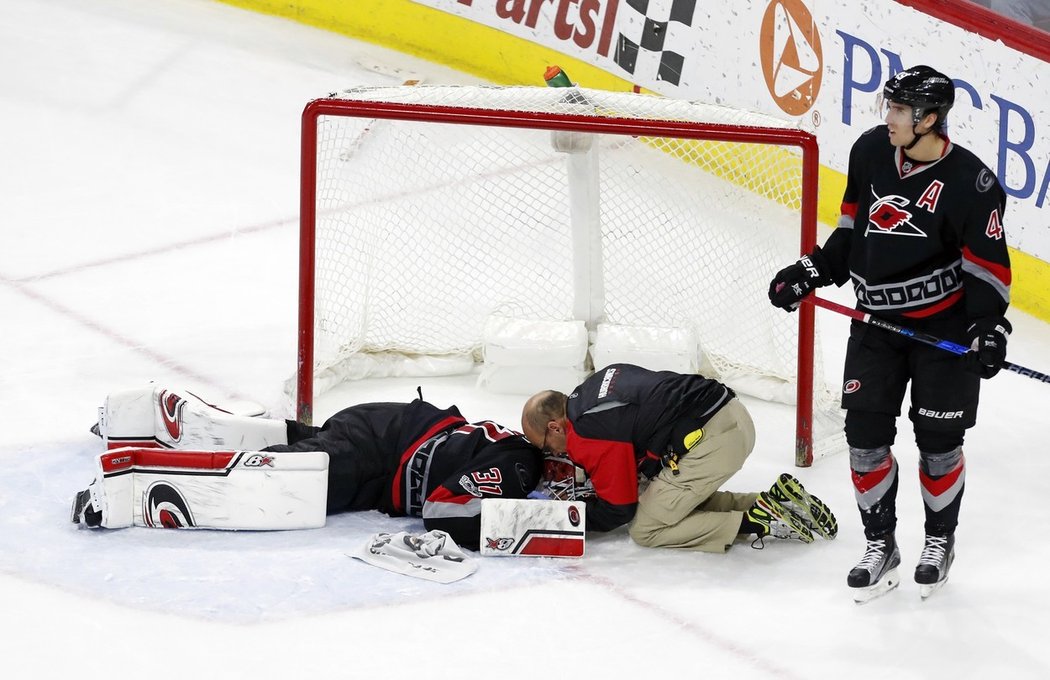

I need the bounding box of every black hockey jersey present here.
[824,125,1011,323]
[565,364,733,532]
[271,400,541,550]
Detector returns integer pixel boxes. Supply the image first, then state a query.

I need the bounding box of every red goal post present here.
[297,85,832,466]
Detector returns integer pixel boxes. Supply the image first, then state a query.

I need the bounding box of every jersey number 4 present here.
[985,210,1004,240]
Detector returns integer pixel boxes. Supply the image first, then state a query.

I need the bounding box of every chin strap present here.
[903,125,929,151]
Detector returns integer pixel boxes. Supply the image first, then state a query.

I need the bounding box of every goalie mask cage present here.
[298,85,840,466]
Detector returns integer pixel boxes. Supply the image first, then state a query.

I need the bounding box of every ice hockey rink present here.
[3,1,1050,678]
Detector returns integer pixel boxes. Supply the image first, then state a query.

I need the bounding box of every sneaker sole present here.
[756,494,815,543]
[775,474,838,540]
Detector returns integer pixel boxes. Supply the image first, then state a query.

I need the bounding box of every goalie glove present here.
[768,246,834,311]
[962,317,1011,378]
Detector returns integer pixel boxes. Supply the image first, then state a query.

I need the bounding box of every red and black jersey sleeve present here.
[957,161,1011,321]
[821,127,884,287]
[420,423,542,551]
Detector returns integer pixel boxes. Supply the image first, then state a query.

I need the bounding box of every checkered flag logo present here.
[614,0,696,86]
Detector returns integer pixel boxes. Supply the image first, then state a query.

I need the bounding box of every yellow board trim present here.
[216,0,1050,322]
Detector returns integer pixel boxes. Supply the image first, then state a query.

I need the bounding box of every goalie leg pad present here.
[73,447,329,530]
[98,386,287,451]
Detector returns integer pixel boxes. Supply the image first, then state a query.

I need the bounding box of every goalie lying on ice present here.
[71,386,546,550]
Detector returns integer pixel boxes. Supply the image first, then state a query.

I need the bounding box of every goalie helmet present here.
[883,65,954,127]
[540,453,595,501]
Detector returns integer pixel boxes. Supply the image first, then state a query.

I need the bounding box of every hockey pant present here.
[842,317,975,538]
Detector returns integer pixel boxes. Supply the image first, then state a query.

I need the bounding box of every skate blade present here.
[851,568,900,604]
[919,578,948,600]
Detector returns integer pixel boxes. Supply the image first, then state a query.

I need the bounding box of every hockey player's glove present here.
[962,317,1011,378]
[768,246,834,311]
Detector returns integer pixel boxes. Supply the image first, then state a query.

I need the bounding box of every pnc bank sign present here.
[759,0,823,116]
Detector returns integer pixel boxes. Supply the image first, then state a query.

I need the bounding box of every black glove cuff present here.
[802,246,834,287]
[967,316,1012,340]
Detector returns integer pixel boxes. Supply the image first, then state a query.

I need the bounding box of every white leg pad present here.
[99,386,287,451]
[480,498,586,557]
[90,447,328,530]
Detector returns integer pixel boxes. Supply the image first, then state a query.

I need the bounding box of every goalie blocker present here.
[480,498,586,557]
[71,447,329,530]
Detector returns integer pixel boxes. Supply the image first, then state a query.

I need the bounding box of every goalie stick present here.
[804,296,1050,384]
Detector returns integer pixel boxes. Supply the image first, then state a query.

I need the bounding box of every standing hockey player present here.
[521,364,838,552]
[768,65,1011,601]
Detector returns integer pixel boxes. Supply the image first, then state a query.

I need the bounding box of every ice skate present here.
[768,473,838,539]
[915,534,955,600]
[745,492,815,547]
[847,534,901,604]
[70,485,101,527]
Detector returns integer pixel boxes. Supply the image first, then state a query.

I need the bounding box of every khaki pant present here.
[628,399,757,553]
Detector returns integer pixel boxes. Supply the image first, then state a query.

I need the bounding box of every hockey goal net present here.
[297,84,842,465]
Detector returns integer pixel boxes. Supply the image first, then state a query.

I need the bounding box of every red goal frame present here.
[298,96,822,466]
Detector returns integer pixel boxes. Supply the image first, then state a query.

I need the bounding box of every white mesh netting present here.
[301,85,844,459]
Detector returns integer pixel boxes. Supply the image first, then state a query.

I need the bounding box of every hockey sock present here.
[919,447,965,535]
[850,446,899,540]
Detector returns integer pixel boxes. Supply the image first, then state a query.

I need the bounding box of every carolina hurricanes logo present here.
[844,379,861,394]
[866,193,926,237]
[159,391,186,442]
[486,537,515,551]
[976,168,996,193]
[143,482,195,528]
[568,505,581,527]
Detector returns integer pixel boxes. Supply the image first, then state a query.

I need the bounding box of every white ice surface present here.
[2,1,1050,678]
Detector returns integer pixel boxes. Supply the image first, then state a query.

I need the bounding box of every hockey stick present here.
[804,295,1050,384]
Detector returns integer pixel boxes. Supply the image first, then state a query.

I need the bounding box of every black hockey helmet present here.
[883,65,955,128]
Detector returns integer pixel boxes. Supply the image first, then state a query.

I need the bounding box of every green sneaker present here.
[746,492,815,545]
[769,473,838,539]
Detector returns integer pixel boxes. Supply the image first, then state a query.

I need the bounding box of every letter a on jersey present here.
[916,180,944,213]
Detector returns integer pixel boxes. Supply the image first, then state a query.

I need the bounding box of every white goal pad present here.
[84,446,328,530]
[480,498,586,557]
[478,316,589,395]
[590,323,705,374]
